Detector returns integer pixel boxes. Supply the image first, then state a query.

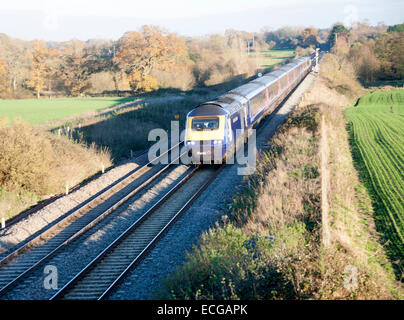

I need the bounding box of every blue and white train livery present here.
[184,56,313,163]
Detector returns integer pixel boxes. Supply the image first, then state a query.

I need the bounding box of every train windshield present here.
[191,117,219,131]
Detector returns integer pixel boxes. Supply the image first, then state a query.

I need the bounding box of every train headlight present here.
[213,140,223,145]
[187,141,196,146]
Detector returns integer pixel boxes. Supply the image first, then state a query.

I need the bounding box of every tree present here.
[329,24,350,57]
[349,41,380,82]
[0,60,9,98]
[26,40,49,99]
[328,24,350,48]
[299,27,319,48]
[387,23,404,33]
[115,25,187,93]
[375,32,404,80]
[264,26,302,49]
[58,40,93,96]
[0,34,31,96]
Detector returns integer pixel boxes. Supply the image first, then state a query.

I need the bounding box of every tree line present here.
[328,22,404,83]
[0,22,402,99]
[0,25,323,99]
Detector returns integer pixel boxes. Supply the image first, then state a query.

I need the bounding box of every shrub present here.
[0,117,111,218]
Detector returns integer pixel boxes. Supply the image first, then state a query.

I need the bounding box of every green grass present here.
[345,89,404,259]
[253,49,295,71]
[0,97,138,125]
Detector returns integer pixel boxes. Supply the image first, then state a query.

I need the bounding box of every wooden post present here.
[101,164,105,174]
[65,183,69,195]
[130,150,133,158]
[1,217,5,229]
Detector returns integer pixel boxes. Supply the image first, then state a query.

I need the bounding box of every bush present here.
[0,117,111,218]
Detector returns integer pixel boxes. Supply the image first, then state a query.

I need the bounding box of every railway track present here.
[0,142,184,297]
[2,150,149,230]
[51,165,223,300]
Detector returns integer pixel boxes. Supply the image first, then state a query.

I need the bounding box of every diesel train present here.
[184,54,315,164]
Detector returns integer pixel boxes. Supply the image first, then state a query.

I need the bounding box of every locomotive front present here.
[185,104,229,164]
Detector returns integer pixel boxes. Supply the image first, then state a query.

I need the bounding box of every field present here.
[251,49,295,71]
[0,97,138,125]
[345,89,404,258]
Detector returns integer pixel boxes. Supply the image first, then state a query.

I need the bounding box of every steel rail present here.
[51,165,223,300]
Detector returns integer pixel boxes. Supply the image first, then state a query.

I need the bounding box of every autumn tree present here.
[0,34,31,96]
[329,24,350,57]
[225,29,254,54]
[375,32,404,80]
[349,40,380,82]
[0,60,9,98]
[58,40,94,96]
[264,26,302,49]
[115,25,187,93]
[350,21,387,43]
[299,27,319,48]
[26,40,49,99]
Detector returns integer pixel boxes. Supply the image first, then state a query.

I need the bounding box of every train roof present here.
[188,56,312,117]
[188,103,228,117]
[229,82,267,101]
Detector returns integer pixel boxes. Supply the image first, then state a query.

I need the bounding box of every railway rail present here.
[1,149,149,230]
[0,142,184,297]
[51,165,223,300]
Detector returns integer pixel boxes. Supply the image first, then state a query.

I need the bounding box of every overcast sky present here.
[0,0,403,41]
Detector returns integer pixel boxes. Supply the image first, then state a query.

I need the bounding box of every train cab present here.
[185,104,229,164]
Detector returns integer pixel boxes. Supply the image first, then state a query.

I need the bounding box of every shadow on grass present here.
[346,122,404,281]
[65,74,257,161]
[359,79,404,88]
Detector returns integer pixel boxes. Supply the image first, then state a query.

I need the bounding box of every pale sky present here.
[0,0,403,41]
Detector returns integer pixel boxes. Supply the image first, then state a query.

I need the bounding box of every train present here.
[184,53,316,164]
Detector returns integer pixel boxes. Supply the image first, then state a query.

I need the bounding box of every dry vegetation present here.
[0,117,111,220]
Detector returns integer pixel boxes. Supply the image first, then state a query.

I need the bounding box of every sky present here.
[0,0,403,41]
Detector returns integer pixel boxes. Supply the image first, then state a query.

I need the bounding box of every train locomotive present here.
[184,55,313,164]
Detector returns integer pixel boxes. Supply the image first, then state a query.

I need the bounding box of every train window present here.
[268,83,277,101]
[250,89,266,116]
[280,76,288,91]
[191,117,219,131]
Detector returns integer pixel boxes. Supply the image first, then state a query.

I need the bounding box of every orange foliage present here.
[115,25,187,92]
[0,60,9,97]
[26,40,49,98]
